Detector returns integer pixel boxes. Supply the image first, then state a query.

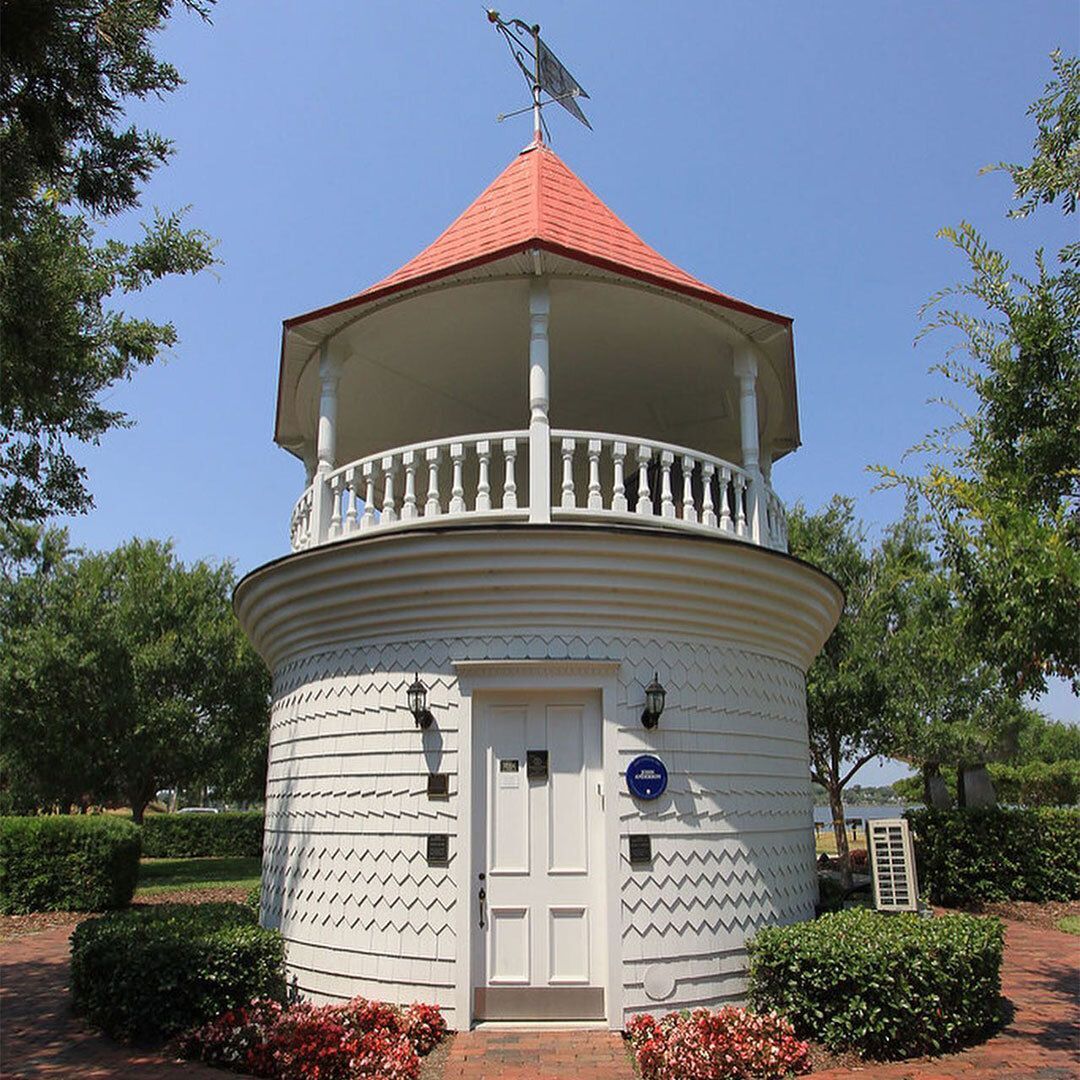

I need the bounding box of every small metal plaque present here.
[499,758,520,788]
[426,773,449,799]
[628,834,652,865]
[626,754,668,800]
[527,750,549,779]
[426,834,449,864]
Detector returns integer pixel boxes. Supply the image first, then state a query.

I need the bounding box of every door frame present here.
[452,659,622,1029]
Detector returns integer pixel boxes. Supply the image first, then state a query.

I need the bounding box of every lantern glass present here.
[407,675,427,718]
[644,673,665,720]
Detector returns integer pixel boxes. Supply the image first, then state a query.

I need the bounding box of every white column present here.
[528,278,551,523]
[301,442,317,487]
[311,343,343,543]
[733,347,765,545]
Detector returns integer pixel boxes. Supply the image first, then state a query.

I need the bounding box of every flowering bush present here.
[179,994,446,1079]
[401,1002,447,1056]
[626,1007,810,1080]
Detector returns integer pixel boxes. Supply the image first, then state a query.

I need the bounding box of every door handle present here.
[478,887,486,928]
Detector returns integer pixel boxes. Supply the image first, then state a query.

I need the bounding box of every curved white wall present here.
[236,525,842,1027]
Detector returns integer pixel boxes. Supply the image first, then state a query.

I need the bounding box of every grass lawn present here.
[136,856,261,896]
[815,826,871,856]
[1054,915,1080,935]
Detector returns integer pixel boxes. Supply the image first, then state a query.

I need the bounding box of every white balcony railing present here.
[290,429,788,554]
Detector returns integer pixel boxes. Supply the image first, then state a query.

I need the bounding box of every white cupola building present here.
[236,137,842,1030]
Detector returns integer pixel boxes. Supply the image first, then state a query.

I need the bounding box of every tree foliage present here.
[877,50,1080,696]
[0,0,216,524]
[0,537,268,821]
[789,497,932,881]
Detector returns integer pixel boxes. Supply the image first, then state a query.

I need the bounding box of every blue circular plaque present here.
[626,754,668,800]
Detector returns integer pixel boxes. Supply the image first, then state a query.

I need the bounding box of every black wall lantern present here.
[641,672,666,729]
[407,674,435,730]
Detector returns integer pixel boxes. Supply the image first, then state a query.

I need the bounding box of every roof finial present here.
[487,10,592,144]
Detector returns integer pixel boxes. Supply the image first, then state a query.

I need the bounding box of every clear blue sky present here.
[60,2,1078,782]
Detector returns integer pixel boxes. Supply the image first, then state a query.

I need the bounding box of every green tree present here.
[877,50,1079,696]
[0,538,269,821]
[881,541,1026,808]
[0,0,216,524]
[987,711,1080,807]
[789,498,926,886]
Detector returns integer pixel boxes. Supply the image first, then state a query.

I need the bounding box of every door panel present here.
[488,705,529,875]
[548,906,589,983]
[547,707,587,873]
[490,907,529,983]
[473,693,604,1020]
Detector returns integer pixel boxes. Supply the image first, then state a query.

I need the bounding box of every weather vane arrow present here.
[486,9,591,143]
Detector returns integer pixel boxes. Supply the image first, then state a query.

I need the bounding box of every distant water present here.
[813,804,919,826]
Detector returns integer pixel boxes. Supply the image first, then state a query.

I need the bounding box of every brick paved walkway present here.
[443,1028,631,1079]
[0,923,221,1078]
[2,918,1077,1078]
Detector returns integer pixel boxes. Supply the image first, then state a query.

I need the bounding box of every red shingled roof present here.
[285,140,789,328]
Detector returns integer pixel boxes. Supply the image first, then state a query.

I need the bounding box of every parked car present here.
[177,806,219,814]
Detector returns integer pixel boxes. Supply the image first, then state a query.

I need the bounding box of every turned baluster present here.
[660,451,676,519]
[733,472,748,537]
[328,474,343,538]
[701,462,717,528]
[561,438,577,509]
[502,438,518,509]
[399,451,418,521]
[636,444,652,514]
[475,440,492,511]
[681,455,697,523]
[587,439,603,510]
[612,442,628,512]
[360,461,378,530]
[381,456,398,523]
[719,466,733,532]
[344,467,359,532]
[425,446,442,516]
[449,443,466,515]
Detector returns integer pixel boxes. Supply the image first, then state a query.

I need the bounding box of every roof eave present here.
[274,240,797,448]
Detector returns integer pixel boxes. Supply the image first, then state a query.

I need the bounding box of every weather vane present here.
[486,9,591,143]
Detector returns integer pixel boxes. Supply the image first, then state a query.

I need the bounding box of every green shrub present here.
[70,902,285,1043]
[141,811,263,857]
[748,909,1004,1059]
[987,760,1080,808]
[906,806,1080,905]
[0,816,141,914]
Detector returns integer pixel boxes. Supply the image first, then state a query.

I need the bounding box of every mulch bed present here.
[420,1033,455,1080]
[805,1042,866,1073]
[952,898,1080,931]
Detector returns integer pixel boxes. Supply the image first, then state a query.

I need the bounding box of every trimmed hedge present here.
[748,909,1004,1059]
[70,902,285,1043]
[0,816,141,914]
[141,811,264,858]
[906,806,1080,905]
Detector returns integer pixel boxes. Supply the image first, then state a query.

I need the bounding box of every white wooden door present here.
[472,693,605,1020]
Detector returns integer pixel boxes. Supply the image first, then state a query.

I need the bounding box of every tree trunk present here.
[130,800,147,825]
[827,780,853,890]
[961,763,996,807]
[923,762,952,808]
[956,765,967,808]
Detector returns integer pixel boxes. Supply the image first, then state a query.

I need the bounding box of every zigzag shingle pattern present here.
[259,633,815,1019]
